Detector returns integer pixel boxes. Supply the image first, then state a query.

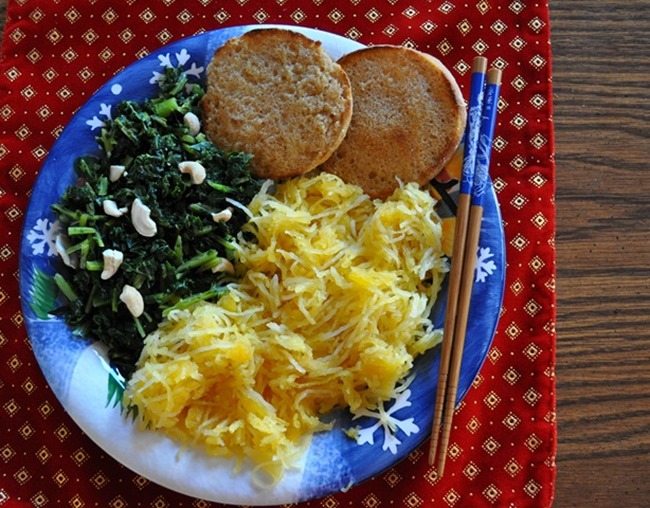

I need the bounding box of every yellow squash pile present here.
[124,173,448,480]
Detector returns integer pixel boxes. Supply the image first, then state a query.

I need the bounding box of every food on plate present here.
[321,45,466,199]
[124,173,448,480]
[201,28,353,180]
[50,67,263,377]
[45,28,468,485]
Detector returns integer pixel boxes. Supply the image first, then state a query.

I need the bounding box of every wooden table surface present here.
[552,1,650,507]
[2,1,649,507]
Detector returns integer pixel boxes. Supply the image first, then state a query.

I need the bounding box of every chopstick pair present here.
[428,57,502,475]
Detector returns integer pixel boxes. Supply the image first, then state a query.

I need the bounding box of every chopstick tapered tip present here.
[428,438,438,466]
[437,452,448,477]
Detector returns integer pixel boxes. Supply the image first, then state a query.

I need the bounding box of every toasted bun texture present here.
[320,45,466,199]
[201,29,353,180]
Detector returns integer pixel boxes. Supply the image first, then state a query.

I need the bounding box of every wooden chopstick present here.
[430,66,503,475]
[428,56,487,466]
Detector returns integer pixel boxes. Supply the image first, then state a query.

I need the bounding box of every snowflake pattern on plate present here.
[149,48,204,84]
[351,376,420,454]
[26,218,59,256]
[475,246,497,283]
[85,102,114,131]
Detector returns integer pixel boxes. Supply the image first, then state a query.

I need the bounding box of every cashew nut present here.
[183,112,201,136]
[119,284,144,318]
[55,234,78,268]
[102,199,128,218]
[178,161,206,185]
[131,198,157,237]
[211,259,234,274]
[109,164,127,182]
[101,249,124,280]
[211,207,233,223]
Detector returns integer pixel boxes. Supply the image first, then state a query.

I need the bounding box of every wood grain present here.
[553,0,650,506]
[1,1,649,506]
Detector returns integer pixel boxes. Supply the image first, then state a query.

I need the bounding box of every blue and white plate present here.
[19,25,505,505]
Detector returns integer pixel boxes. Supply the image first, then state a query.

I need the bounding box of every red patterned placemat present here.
[0,1,556,506]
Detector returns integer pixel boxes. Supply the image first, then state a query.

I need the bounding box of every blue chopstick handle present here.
[460,70,487,196]
[471,78,501,207]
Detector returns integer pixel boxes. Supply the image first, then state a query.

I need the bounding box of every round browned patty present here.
[320,45,466,199]
[201,29,353,180]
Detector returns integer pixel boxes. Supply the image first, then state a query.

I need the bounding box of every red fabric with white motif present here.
[0,1,556,506]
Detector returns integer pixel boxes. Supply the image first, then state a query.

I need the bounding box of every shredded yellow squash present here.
[124,173,448,481]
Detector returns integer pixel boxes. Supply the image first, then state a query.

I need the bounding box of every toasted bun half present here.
[201,29,353,180]
[320,45,466,199]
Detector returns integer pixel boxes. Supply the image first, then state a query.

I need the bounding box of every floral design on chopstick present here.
[149,48,204,85]
[348,375,419,454]
[26,218,60,257]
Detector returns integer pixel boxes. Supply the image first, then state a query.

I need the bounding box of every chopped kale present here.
[52,67,263,378]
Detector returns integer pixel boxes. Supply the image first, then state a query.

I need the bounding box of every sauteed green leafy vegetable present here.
[52,67,262,377]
